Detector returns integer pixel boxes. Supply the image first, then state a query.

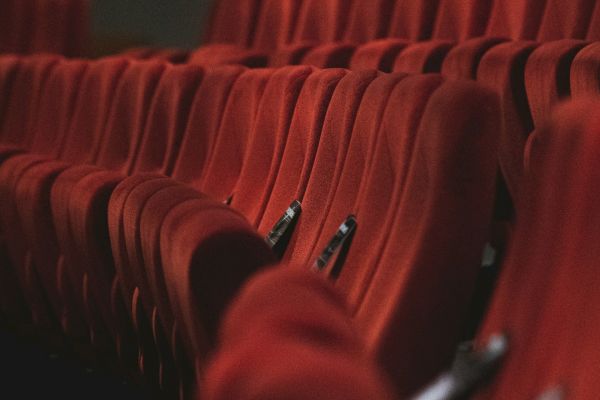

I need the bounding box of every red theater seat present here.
[252,68,346,232]
[431,0,494,41]
[327,74,445,312]
[349,39,409,72]
[0,55,61,151]
[301,43,356,69]
[475,41,537,206]
[388,0,440,40]
[475,99,600,399]
[292,0,353,43]
[571,42,600,97]
[204,268,396,400]
[159,199,275,387]
[253,0,302,50]
[192,68,273,205]
[308,73,408,273]
[280,70,379,266]
[49,60,167,353]
[0,56,20,137]
[64,66,203,363]
[204,0,262,47]
[524,40,588,127]
[226,66,312,224]
[12,57,129,342]
[392,41,454,74]
[536,0,597,41]
[0,59,88,332]
[485,0,546,40]
[344,0,397,43]
[355,81,499,396]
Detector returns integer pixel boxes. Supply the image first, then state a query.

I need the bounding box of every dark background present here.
[91,0,216,56]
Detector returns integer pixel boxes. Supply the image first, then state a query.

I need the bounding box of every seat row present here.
[0,0,88,56]
[202,95,600,400]
[205,0,600,49]
[161,36,600,227]
[0,55,500,397]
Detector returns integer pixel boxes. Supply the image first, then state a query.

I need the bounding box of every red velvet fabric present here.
[0,55,61,149]
[344,0,397,43]
[441,37,508,80]
[309,74,408,271]
[0,59,87,331]
[333,74,444,312]
[203,268,396,400]
[388,0,440,40]
[49,61,166,348]
[432,0,494,41]
[253,68,346,231]
[204,0,263,47]
[226,66,312,222]
[486,0,546,39]
[537,0,597,41]
[293,0,353,43]
[65,65,203,349]
[524,40,588,127]
[199,69,273,201]
[159,199,275,374]
[253,0,303,49]
[475,99,600,399]
[1,0,88,56]
[356,81,500,396]
[282,70,379,266]
[349,39,409,72]
[12,58,129,338]
[189,45,267,68]
[301,43,356,68]
[392,41,454,74]
[571,42,600,97]
[0,56,19,127]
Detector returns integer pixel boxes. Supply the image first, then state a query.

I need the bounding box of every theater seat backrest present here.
[27,59,89,158]
[333,74,444,312]
[199,68,273,201]
[350,39,409,73]
[283,70,379,266]
[571,42,600,97]
[537,0,597,41]
[227,66,312,220]
[253,0,302,50]
[0,56,20,138]
[309,74,408,267]
[94,60,167,171]
[586,2,600,40]
[205,0,262,47]
[475,100,600,399]
[486,0,546,39]
[388,0,441,40]
[344,0,397,43]
[58,57,130,164]
[356,81,500,397]
[1,56,61,147]
[301,44,356,69]
[171,65,246,185]
[293,0,354,43]
[476,41,536,205]
[432,0,494,41]
[130,65,204,176]
[31,0,71,55]
[524,40,587,128]
[392,41,454,74]
[256,68,346,232]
